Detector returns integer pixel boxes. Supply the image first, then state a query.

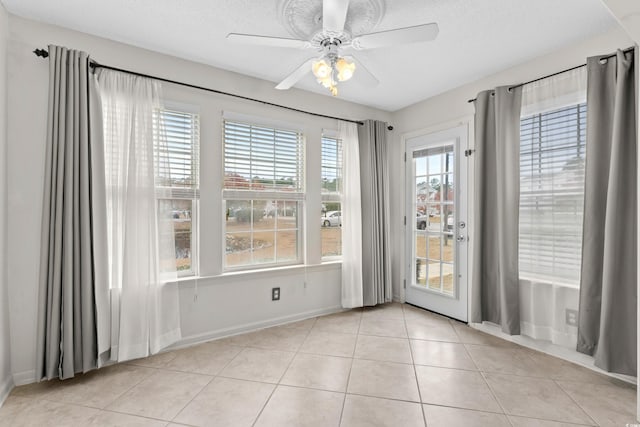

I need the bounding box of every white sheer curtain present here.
[96,69,180,362]
[340,122,363,308]
[518,66,587,348]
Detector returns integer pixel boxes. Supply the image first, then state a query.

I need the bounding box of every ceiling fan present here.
[226,0,438,96]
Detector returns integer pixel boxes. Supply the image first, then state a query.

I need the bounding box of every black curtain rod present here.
[467,46,635,104]
[33,48,394,130]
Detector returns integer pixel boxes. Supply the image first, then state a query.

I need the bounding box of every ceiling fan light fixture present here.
[312,59,332,79]
[316,74,338,96]
[336,57,356,82]
[317,75,333,88]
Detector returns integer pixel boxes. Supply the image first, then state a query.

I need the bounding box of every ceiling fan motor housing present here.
[278,0,385,45]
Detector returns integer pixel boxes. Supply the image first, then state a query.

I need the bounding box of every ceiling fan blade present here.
[323,0,350,33]
[345,55,379,87]
[227,33,309,49]
[352,23,439,50]
[275,58,315,90]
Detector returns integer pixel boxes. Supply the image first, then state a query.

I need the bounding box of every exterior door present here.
[405,125,468,321]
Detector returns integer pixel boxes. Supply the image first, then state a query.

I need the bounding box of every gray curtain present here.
[36,45,98,380]
[577,49,637,376]
[471,86,523,335]
[358,120,392,305]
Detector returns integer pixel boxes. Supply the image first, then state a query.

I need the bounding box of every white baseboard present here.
[170,305,344,351]
[12,369,35,387]
[8,306,345,388]
[0,373,14,406]
[471,322,636,385]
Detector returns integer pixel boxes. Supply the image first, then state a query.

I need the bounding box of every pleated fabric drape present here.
[577,49,637,375]
[340,122,364,308]
[36,45,99,380]
[471,86,523,335]
[358,120,392,306]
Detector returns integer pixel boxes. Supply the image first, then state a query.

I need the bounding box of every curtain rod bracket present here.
[34,48,49,58]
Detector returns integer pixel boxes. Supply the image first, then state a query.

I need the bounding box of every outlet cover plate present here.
[272,287,281,301]
[565,309,578,326]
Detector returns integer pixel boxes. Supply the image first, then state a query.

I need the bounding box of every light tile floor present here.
[1,303,637,426]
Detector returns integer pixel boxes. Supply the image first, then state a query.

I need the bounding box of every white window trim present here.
[223,110,305,133]
[154,105,200,278]
[518,101,586,287]
[321,133,343,261]
[222,117,306,271]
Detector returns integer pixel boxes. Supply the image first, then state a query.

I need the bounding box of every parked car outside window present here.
[416,213,429,230]
[321,211,342,227]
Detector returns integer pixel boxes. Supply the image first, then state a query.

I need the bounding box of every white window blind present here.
[321,136,343,258]
[223,120,304,270]
[519,103,586,285]
[321,136,342,200]
[223,120,304,196]
[153,108,200,275]
[154,109,200,198]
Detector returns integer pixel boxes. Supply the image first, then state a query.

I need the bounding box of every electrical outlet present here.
[272,287,280,301]
[565,309,578,326]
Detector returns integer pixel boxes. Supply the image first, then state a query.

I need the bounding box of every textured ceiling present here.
[1,0,619,111]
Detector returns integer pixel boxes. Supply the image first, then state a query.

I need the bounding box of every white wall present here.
[388,27,634,303]
[5,15,390,384]
[0,1,13,404]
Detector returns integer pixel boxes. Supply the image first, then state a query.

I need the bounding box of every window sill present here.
[173,261,342,286]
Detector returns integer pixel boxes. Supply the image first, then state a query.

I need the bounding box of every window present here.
[519,103,586,285]
[223,120,304,269]
[321,136,342,258]
[154,108,200,276]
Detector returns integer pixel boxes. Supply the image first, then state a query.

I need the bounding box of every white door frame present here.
[402,119,472,322]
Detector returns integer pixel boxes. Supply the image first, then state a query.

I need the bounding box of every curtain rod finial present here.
[34,48,49,58]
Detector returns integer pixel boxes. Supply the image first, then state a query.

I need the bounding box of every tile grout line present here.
[40,364,161,412]
[480,370,598,426]
[175,342,247,416]
[7,304,630,426]
[337,311,360,427]
[101,364,164,410]
[101,405,196,425]
[403,306,429,427]
[89,366,179,423]
[478,370,510,418]
[167,373,214,424]
[451,322,483,373]
[250,317,317,427]
[167,336,258,425]
[163,370,215,424]
[553,379,600,426]
[247,375,282,426]
[507,413,597,427]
